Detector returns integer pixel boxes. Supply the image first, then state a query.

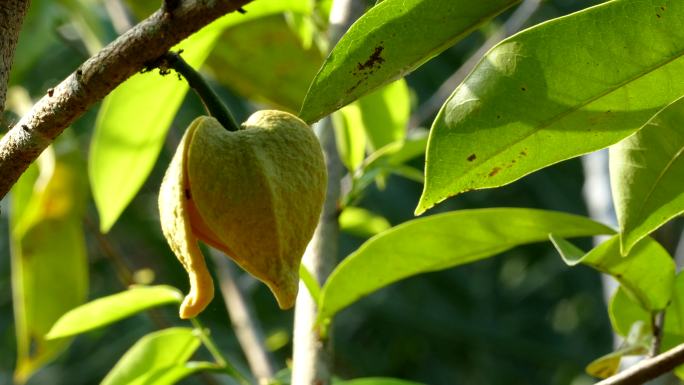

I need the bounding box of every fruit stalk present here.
[163,51,240,132]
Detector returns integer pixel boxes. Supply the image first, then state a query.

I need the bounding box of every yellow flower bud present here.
[159,110,327,319]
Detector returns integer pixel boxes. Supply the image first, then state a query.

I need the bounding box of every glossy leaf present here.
[550,235,675,311]
[101,327,207,385]
[333,103,367,171]
[339,207,391,238]
[206,10,321,112]
[46,286,182,339]
[10,138,88,383]
[357,79,410,151]
[90,0,311,232]
[299,0,518,123]
[610,96,684,254]
[418,0,684,214]
[318,208,612,322]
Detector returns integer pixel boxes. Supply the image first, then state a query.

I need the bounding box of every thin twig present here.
[650,311,665,357]
[596,343,684,385]
[409,0,541,128]
[0,0,252,201]
[190,317,253,385]
[211,251,276,384]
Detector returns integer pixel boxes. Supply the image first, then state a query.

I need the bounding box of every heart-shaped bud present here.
[159,110,327,319]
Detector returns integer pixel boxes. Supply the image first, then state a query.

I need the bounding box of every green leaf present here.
[609,287,650,337]
[90,0,311,232]
[334,378,425,385]
[339,207,391,238]
[10,138,89,383]
[46,286,183,340]
[206,14,322,112]
[550,235,675,311]
[101,327,212,385]
[299,0,518,123]
[586,344,647,380]
[333,103,367,171]
[417,0,684,214]
[333,79,411,172]
[89,27,220,233]
[318,208,612,323]
[299,265,321,304]
[357,79,410,151]
[610,96,684,255]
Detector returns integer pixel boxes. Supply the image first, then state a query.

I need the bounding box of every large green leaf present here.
[550,235,675,311]
[90,0,311,232]
[610,97,684,255]
[318,208,612,323]
[10,137,88,384]
[101,327,209,385]
[299,0,519,123]
[46,286,182,339]
[417,0,684,214]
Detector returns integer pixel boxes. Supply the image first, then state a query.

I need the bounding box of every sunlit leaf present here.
[101,327,211,385]
[46,286,182,339]
[585,344,647,380]
[550,235,674,311]
[318,208,612,323]
[10,136,88,383]
[610,96,684,255]
[299,0,518,123]
[356,79,410,151]
[333,79,411,173]
[333,103,367,171]
[418,0,684,214]
[339,207,391,238]
[207,14,323,112]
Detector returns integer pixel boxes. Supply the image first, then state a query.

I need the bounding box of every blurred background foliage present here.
[0,0,621,384]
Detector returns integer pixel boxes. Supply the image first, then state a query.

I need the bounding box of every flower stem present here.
[190,317,253,385]
[164,51,239,132]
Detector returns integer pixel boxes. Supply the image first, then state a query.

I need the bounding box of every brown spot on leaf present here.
[520,150,527,156]
[467,154,476,162]
[356,44,385,72]
[489,167,501,177]
[47,88,54,97]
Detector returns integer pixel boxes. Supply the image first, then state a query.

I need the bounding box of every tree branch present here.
[290,2,365,384]
[0,0,252,201]
[0,0,31,113]
[596,343,684,385]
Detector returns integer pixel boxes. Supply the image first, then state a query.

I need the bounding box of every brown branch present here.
[0,0,31,113]
[0,0,252,201]
[596,343,684,385]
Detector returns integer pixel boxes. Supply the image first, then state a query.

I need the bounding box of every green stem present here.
[164,52,240,132]
[190,318,253,385]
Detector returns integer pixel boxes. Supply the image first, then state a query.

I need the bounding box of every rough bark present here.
[0,0,252,201]
[0,0,31,114]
